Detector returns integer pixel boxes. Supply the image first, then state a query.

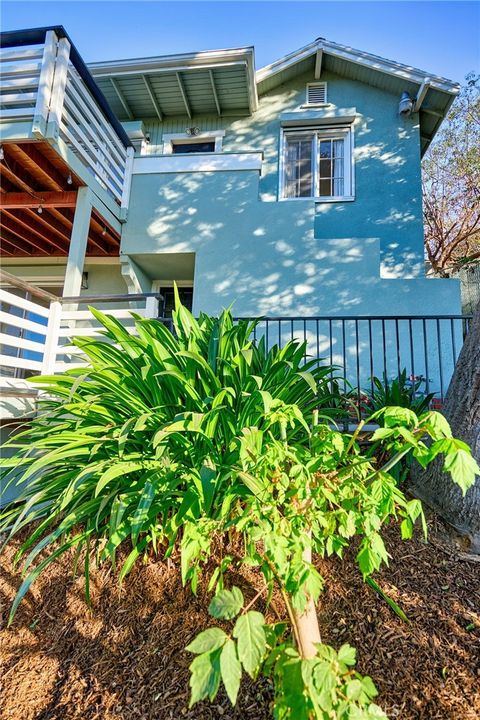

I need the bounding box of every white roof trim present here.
[256,38,460,96]
[89,46,258,112]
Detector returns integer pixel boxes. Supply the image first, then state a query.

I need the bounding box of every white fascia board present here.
[256,39,460,96]
[89,47,255,77]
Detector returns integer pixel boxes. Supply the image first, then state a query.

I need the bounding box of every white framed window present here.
[306,82,327,106]
[280,126,354,201]
[162,130,225,154]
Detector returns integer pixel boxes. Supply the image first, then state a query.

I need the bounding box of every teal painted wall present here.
[123,67,461,317]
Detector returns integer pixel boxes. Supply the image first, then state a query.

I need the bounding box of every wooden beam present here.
[1,209,69,254]
[0,191,77,209]
[0,236,17,254]
[110,78,134,120]
[314,48,323,79]
[7,143,67,191]
[0,150,42,194]
[0,214,53,255]
[414,77,430,113]
[209,70,221,116]
[1,231,33,255]
[142,75,163,120]
[176,72,192,119]
[24,208,71,243]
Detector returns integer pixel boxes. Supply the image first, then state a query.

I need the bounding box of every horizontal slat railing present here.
[60,65,127,204]
[0,30,133,209]
[0,44,42,120]
[0,282,162,381]
[0,289,48,377]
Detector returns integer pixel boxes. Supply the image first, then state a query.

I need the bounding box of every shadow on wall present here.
[122,168,460,318]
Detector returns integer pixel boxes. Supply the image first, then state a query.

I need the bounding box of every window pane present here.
[319,178,331,196]
[333,139,344,159]
[172,141,215,153]
[284,136,314,198]
[319,140,332,157]
[333,177,344,196]
[319,159,332,179]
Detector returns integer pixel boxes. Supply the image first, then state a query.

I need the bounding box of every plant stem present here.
[292,539,322,659]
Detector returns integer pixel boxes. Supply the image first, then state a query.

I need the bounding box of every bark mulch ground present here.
[0,518,479,720]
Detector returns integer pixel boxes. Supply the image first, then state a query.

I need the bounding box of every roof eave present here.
[256,38,460,96]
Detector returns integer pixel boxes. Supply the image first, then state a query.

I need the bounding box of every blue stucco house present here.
[0,26,465,420]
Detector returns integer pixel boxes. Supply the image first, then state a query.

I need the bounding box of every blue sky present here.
[2,1,479,83]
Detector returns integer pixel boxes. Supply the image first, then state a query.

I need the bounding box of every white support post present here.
[41,300,62,375]
[120,145,135,217]
[46,36,71,141]
[32,30,58,138]
[63,187,93,297]
[145,295,159,318]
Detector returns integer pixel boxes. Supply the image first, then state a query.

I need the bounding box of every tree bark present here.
[410,305,480,552]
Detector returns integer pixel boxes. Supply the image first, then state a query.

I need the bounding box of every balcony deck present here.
[0,27,134,258]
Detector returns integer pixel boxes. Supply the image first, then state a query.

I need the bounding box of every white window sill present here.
[279,196,355,203]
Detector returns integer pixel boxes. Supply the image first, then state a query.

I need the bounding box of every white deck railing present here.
[0,279,160,411]
[0,30,133,209]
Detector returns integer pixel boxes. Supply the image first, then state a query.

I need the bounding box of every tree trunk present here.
[292,542,322,659]
[410,305,480,552]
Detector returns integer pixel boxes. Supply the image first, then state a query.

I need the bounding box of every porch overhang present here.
[257,38,460,155]
[89,47,258,120]
[0,140,120,257]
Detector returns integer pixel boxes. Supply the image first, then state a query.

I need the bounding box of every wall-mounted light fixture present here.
[185,127,200,137]
[81,271,89,290]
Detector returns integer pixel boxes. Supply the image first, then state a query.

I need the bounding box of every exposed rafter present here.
[314,48,323,79]
[110,77,134,120]
[1,212,58,255]
[209,70,221,116]
[176,72,192,119]
[142,75,163,120]
[0,154,41,194]
[5,144,67,191]
[1,209,69,254]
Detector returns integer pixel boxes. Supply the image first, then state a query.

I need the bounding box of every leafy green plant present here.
[1,295,478,719]
[368,370,435,415]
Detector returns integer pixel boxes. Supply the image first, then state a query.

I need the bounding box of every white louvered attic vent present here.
[306,82,327,105]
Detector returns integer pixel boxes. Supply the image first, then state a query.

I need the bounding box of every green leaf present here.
[220,638,242,705]
[95,462,144,497]
[186,627,227,654]
[443,448,479,494]
[208,586,244,620]
[189,649,222,706]
[233,611,266,677]
[383,406,418,428]
[337,643,356,666]
[370,427,394,441]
